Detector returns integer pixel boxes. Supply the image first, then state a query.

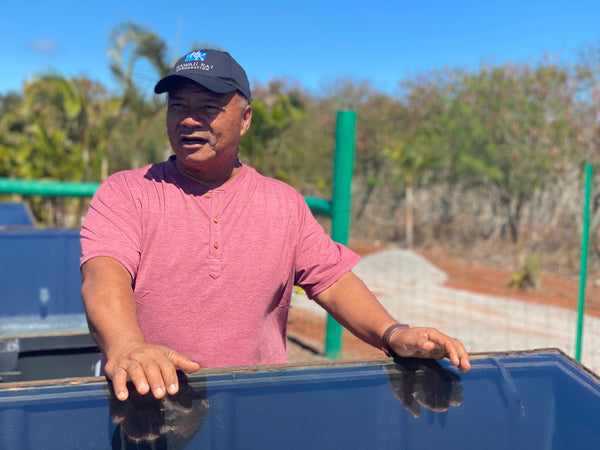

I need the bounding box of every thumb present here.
[169,351,200,373]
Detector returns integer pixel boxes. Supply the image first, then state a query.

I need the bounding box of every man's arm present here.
[312,271,471,371]
[81,256,200,400]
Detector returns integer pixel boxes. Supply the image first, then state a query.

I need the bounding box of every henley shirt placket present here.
[206,191,222,279]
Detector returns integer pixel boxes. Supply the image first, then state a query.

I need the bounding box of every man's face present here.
[166,81,251,181]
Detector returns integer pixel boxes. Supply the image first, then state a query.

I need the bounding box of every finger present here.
[170,351,200,373]
[106,368,129,401]
[444,342,461,367]
[142,359,169,399]
[158,351,181,396]
[428,333,470,371]
[127,360,151,396]
[164,351,200,395]
[110,367,131,401]
[447,339,470,371]
[424,331,459,364]
[452,339,471,371]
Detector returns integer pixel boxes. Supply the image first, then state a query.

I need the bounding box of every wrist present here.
[381,322,410,356]
[103,335,147,359]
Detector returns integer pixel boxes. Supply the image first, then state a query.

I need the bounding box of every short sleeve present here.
[80,172,143,279]
[293,196,360,298]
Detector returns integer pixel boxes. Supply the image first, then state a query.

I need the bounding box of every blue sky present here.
[2,0,600,97]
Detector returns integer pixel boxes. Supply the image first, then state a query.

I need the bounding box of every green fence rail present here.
[0,178,336,216]
[0,178,100,197]
[0,110,357,360]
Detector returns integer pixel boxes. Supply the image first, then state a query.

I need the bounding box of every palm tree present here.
[15,75,117,224]
[0,92,31,180]
[108,22,174,168]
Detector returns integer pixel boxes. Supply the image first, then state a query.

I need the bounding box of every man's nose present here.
[180,114,205,127]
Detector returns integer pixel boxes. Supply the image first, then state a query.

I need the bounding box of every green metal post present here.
[575,163,593,361]
[324,111,357,360]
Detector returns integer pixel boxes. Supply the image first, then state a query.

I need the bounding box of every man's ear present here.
[240,103,252,137]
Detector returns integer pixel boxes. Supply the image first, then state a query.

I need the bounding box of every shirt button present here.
[213,242,219,249]
[213,217,219,223]
[205,193,211,198]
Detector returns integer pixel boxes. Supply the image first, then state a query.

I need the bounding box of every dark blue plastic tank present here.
[1,349,599,449]
[0,202,35,227]
[1,204,599,448]
[0,228,83,318]
[0,206,98,382]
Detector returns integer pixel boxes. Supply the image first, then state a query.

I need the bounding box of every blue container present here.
[0,226,98,381]
[0,202,35,227]
[0,349,599,449]
[0,228,83,319]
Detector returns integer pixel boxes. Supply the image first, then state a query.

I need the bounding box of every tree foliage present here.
[1,21,599,273]
[403,62,581,243]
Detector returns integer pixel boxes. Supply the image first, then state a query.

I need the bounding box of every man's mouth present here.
[180,136,208,146]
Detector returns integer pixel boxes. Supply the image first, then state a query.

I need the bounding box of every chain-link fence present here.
[290,163,600,374]
[288,244,600,373]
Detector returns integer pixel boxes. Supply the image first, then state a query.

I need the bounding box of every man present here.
[80,50,470,402]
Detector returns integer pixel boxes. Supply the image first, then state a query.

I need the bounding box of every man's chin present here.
[175,148,215,164]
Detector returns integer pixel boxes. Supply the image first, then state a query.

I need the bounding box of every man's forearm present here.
[313,270,471,371]
[81,256,201,400]
[312,271,398,350]
[81,256,146,357]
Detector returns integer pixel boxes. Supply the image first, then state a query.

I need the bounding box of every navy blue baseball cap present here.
[154,50,251,100]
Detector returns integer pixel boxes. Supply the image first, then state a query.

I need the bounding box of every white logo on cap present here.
[185,51,206,62]
[175,62,213,73]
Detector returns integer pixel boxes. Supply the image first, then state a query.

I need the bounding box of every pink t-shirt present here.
[80,157,360,368]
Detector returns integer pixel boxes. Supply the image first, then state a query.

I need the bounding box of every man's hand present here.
[105,342,200,401]
[387,327,471,372]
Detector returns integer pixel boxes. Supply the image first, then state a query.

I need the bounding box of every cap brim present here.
[154,74,238,95]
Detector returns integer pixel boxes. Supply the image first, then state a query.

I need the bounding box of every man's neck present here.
[174,158,243,189]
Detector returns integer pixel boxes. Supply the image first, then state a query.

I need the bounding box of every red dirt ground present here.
[287,241,600,362]
[417,248,600,318]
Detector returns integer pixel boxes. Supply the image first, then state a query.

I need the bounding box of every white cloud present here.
[29,38,59,55]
